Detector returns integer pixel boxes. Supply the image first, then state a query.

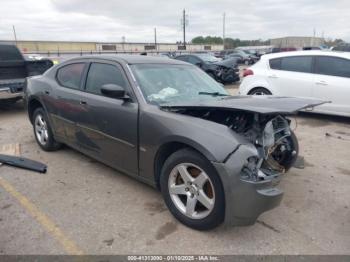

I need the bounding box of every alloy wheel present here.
[34,114,49,146]
[168,163,215,219]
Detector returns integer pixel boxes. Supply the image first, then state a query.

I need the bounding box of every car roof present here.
[261,50,350,60]
[64,54,188,65]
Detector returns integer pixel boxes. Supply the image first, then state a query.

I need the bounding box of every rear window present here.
[269,58,281,69]
[0,45,23,61]
[314,56,350,78]
[270,56,312,73]
[56,63,85,89]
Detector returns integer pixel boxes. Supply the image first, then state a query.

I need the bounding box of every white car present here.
[239,50,350,117]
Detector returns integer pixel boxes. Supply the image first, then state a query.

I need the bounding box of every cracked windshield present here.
[131,64,228,105]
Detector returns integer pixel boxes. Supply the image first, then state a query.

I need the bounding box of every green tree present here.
[191,36,270,49]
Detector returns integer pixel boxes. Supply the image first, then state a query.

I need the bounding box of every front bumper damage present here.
[212,143,283,226]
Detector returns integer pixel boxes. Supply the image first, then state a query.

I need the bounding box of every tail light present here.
[243,69,254,77]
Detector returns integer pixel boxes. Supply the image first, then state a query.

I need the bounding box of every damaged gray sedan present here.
[24,55,325,230]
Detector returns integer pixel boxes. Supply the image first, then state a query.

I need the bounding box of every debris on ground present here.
[0,143,21,166]
[293,156,305,169]
[325,132,350,141]
[0,154,47,173]
[103,238,114,246]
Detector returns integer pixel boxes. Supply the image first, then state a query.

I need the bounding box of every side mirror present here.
[101,84,130,100]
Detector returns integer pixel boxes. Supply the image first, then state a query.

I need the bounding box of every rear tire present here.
[33,108,61,151]
[278,131,299,171]
[160,148,225,230]
[248,87,272,95]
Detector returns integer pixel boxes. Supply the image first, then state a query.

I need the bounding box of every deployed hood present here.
[160,96,328,115]
[213,58,239,68]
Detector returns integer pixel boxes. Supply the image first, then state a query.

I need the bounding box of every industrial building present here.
[270,36,325,48]
[0,40,223,54]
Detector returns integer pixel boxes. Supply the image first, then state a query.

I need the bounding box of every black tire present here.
[32,108,61,151]
[160,148,225,230]
[279,131,299,171]
[248,87,272,95]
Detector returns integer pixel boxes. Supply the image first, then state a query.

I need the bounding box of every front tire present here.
[160,148,225,230]
[248,87,272,95]
[33,108,61,151]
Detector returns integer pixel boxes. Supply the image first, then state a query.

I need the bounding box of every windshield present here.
[196,54,221,63]
[130,64,229,105]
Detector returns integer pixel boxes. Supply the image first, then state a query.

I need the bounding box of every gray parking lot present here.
[0,89,349,255]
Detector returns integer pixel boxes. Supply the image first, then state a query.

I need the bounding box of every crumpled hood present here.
[213,58,239,68]
[160,96,328,115]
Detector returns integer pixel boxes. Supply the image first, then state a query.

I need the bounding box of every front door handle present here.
[316,80,328,86]
[44,90,50,95]
[80,100,87,105]
[268,74,278,79]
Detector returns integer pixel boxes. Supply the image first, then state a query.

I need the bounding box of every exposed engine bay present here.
[214,65,240,84]
[167,108,298,180]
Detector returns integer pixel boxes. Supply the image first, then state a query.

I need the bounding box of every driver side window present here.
[85,63,127,95]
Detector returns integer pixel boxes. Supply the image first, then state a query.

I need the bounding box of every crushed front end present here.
[169,107,298,225]
[214,112,298,225]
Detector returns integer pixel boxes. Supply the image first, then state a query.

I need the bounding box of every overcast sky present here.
[0,0,349,43]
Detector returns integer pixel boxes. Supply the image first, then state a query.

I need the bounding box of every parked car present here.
[225,53,255,65]
[0,44,53,104]
[234,50,259,63]
[24,55,324,230]
[217,49,258,64]
[242,49,260,58]
[175,54,240,84]
[271,47,297,53]
[332,43,350,52]
[239,50,350,116]
[302,46,321,50]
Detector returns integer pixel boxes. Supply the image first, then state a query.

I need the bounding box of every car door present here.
[76,61,139,175]
[47,62,88,145]
[312,56,350,115]
[267,56,314,97]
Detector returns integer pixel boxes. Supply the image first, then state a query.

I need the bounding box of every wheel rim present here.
[252,90,269,95]
[34,114,49,146]
[168,163,215,219]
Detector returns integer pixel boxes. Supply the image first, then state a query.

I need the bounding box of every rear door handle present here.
[44,90,50,95]
[268,74,278,79]
[80,100,87,105]
[316,80,328,86]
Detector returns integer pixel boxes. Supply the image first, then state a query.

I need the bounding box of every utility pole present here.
[223,13,226,50]
[12,25,17,46]
[154,27,157,51]
[183,9,186,47]
[180,9,188,49]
